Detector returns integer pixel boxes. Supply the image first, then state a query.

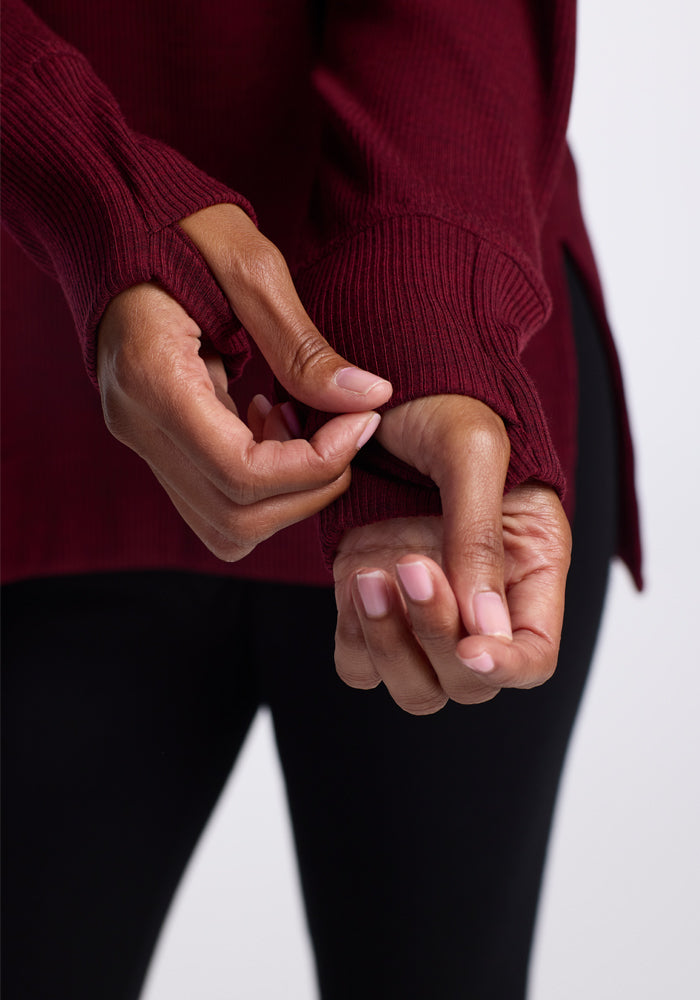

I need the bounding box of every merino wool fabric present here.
[1,0,641,586]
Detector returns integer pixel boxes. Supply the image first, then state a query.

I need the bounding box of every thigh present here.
[1,571,259,1000]
[257,585,603,1000]
[258,261,618,999]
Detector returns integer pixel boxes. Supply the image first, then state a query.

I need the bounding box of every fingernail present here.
[473,592,512,640]
[252,394,272,418]
[356,571,390,618]
[458,651,495,674]
[396,561,434,602]
[280,401,302,438]
[335,367,391,395]
[355,413,381,450]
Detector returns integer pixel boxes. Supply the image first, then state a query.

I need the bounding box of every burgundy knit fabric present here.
[0,0,642,587]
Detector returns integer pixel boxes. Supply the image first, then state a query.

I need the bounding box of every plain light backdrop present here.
[142,2,700,997]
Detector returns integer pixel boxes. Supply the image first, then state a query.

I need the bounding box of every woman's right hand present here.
[96,204,392,562]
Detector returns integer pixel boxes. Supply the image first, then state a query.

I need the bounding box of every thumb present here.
[179,205,392,413]
[378,394,512,639]
[438,446,513,642]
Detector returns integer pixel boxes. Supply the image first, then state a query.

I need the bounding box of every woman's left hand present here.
[332,396,572,715]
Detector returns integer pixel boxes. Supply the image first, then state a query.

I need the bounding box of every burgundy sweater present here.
[1,0,642,588]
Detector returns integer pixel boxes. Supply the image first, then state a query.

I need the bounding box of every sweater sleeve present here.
[292,0,576,560]
[1,0,256,383]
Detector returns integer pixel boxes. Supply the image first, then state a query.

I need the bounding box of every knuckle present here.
[234,237,287,291]
[100,401,131,444]
[397,689,449,716]
[98,360,141,438]
[364,635,407,667]
[287,329,331,384]
[492,417,511,458]
[412,615,457,648]
[557,534,573,572]
[201,511,258,562]
[525,655,559,689]
[101,401,150,457]
[227,477,256,506]
[335,614,364,650]
[334,640,380,689]
[220,505,266,549]
[462,531,503,573]
[469,413,510,459]
[488,411,510,453]
[336,661,381,690]
[309,451,351,489]
[513,635,561,690]
[99,333,134,390]
[446,680,501,705]
[205,533,249,563]
[225,447,263,504]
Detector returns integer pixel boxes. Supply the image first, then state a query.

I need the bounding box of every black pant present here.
[1,260,618,999]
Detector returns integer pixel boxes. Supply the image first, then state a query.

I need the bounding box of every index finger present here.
[163,386,381,504]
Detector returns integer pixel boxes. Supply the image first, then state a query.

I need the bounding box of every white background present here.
[142,3,700,997]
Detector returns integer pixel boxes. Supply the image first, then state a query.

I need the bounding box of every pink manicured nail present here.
[355,413,381,450]
[458,651,496,674]
[473,592,512,639]
[396,561,434,602]
[335,367,391,395]
[252,394,272,418]
[280,402,302,438]
[356,571,390,618]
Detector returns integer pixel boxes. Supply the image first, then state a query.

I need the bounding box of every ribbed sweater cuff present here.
[78,223,253,384]
[2,49,254,384]
[293,215,564,563]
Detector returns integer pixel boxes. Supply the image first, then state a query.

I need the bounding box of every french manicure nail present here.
[458,651,495,674]
[473,592,512,640]
[335,367,391,395]
[280,401,303,438]
[396,561,434,602]
[356,571,390,618]
[355,413,381,450]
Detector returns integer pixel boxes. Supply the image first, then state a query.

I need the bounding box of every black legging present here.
[1,257,618,999]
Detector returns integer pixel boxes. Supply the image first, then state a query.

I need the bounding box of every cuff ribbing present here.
[293,214,565,564]
[2,43,255,384]
[80,223,251,384]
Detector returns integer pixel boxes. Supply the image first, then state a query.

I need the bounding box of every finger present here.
[179,205,393,413]
[247,394,272,442]
[334,575,382,690]
[98,278,382,505]
[455,543,570,690]
[157,473,354,562]
[395,556,500,705]
[153,470,252,562]
[149,437,354,562]
[162,385,381,503]
[247,397,304,445]
[200,348,239,416]
[373,394,512,642]
[236,264,393,412]
[276,402,302,440]
[239,408,381,499]
[351,569,448,715]
[438,426,512,642]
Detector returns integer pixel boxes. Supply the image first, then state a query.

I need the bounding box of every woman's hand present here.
[332,396,572,713]
[96,204,392,561]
